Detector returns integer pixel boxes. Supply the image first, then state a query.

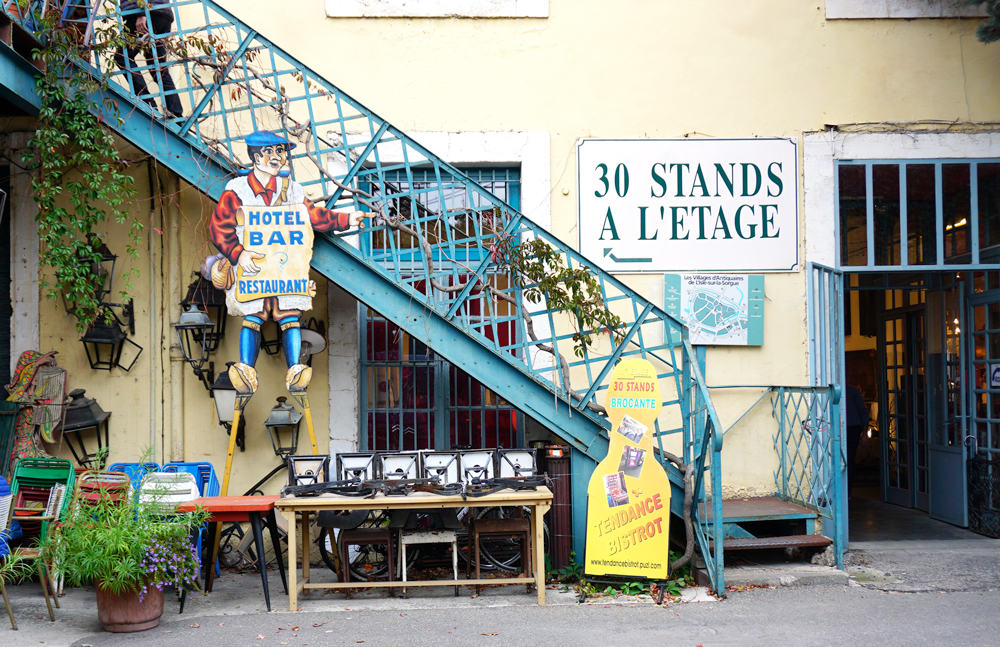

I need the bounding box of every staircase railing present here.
[772,385,844,567]
[4,0,729,591]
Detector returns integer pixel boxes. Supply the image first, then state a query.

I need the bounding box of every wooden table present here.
[177,495,287,612]
[275,486,552,611]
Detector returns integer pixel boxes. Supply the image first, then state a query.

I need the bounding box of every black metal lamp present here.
[264,396,302,459]
[181,274,227,353]
[89,238,117,302]
[61,388,111,469]
[210,363,245,451]
[80,308,142,372]
[174,304,215,390]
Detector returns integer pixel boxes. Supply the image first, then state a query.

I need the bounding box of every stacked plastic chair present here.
[163,462,220,576]
[0,474,18,629]
[106,462,160,494]
[2,476,67,628]
[136,471,200,514]
[9,459,75,544]
[162,463,220,498]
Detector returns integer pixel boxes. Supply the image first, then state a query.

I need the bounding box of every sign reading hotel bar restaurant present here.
[585,358,670,581]
[235,204,315,303]
[577,138,798,272]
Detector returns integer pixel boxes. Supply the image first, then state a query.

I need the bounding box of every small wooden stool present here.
[468,518,531,594]
[339,527,395,593]
[400,529,459,596]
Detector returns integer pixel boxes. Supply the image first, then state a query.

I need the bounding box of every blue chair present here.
[163,462,221,579]
[163,462,220,497]
[107,462,160,492]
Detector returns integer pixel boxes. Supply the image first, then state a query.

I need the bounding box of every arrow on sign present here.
[603,248,652,264]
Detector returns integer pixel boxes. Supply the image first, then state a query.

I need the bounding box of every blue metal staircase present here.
[1,0,728,591]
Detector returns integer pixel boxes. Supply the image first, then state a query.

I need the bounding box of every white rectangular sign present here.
[577,138,798,272]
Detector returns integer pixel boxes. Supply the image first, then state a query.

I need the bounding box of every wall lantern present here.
[181,274,227,353]
[63,237,117,315]
[80,305,141,372]
[264,396,302,459]
[61,388,111,468]
[210,363,246,451]
[89,238,117,302]
[174,304,215,390]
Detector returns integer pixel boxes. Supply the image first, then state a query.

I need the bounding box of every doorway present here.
[844,271,1000,535]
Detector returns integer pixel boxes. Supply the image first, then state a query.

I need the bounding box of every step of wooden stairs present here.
[702,496,832,552]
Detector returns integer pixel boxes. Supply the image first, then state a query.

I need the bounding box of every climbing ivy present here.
[496,234,625,359]
[21,11,141,331]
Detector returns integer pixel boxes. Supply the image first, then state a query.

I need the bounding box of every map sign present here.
[665,273,764,346]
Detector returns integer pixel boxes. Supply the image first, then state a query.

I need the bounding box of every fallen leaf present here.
[190,623,200,628]
[292,627,300,631]
[281,643,288,645]
[312,622,327,628]
[219,623,225,627]
[257,635,265,640]
[481,633,498,636]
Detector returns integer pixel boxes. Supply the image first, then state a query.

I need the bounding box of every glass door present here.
[927,281,968,525]
[968,273,1000,535]
[880,293,929,509]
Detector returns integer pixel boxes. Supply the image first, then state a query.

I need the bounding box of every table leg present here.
[534,503,548,605]
[401,540,408,597]
[283,509,298,611]
[267,510,288,593]
[249,512,272,612]
[206,521,220,593]
[300,510,311,592]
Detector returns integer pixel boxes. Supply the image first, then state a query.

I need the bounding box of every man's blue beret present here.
[245,130,296,149]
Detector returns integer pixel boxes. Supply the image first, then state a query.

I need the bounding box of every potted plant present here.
[45,484,208,632]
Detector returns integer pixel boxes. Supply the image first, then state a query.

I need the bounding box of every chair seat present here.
[400,530,457,545]
[341,527,393,543]
[472,518,530,534]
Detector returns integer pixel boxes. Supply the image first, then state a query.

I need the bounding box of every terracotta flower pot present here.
[95,584,165,633]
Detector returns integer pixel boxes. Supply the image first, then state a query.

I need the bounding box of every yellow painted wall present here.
[28,1,1000,497]
[33,156,329,496]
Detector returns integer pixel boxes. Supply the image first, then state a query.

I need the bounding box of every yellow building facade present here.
[3,1,999,556]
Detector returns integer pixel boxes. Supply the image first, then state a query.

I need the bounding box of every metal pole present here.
[290,392,318,454]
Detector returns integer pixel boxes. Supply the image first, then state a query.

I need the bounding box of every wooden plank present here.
[302,577,534,590]
[715,534,832,551]
[276,486,553,511]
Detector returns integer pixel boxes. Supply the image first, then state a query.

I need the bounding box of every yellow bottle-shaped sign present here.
[584,357,671,580]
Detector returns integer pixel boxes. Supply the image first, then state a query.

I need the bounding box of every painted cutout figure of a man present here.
[209,130,370,394]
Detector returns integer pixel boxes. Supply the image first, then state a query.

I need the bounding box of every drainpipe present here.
[146,161,160,460]
[166,171,185,461]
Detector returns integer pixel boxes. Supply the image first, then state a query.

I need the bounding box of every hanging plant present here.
[21,9,141,331]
